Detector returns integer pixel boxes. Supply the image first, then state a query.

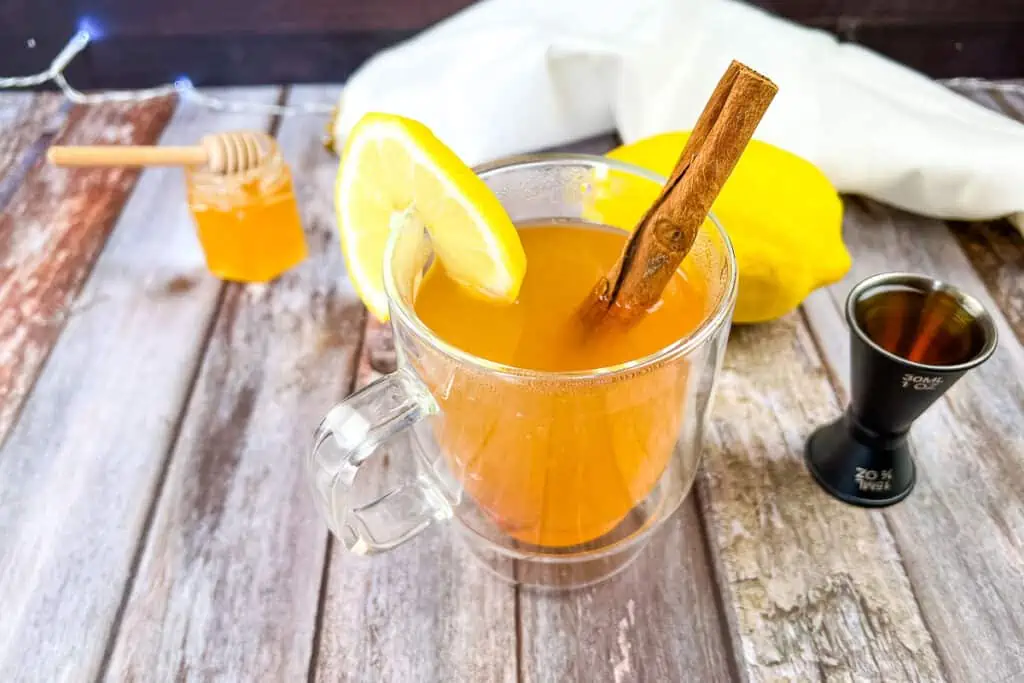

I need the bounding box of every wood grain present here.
[0,77,1018,683]
[946,219,1024,344]
[0,93,64,197]
[0,96,175,447]
[312,317,518,683]
[802,197,1024,682]
[518,502,734,683]
[0,88,279,683]
[103,86,361,682]
[700,315,944,681]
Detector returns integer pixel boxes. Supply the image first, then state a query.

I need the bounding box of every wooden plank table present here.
[0,82,1021,683]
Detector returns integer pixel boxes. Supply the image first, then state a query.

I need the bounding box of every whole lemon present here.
[605,132,850,324]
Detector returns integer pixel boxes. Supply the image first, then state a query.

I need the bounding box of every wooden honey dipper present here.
[47,130,275,174]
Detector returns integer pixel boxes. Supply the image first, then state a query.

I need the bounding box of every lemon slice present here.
[335,113,526,322]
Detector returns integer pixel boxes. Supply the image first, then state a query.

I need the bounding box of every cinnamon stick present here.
[579,60,778,329]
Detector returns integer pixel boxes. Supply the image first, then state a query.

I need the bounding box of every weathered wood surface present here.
[948,219,1024,344]
[802,197,1024,683]
[102,86,358,682]
[313,315,519,683]
[0,81,1022,683]
[0,96,175,446]
[0,89,279,683]
[708,79,1024,682]
[700,315,944,682]
[0,93,64,196]
[519,503,734,683]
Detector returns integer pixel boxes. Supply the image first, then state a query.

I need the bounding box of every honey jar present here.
[185,139,307,282]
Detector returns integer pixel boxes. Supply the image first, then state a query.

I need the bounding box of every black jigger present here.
[805,272,998,507]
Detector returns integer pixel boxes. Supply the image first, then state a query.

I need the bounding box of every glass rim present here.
[845,271,999,373]
[383,152,738,382]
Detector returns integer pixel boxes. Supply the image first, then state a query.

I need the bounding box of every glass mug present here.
[307,155,737,588]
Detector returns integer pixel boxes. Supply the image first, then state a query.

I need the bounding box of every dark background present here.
[4,0,1023,87]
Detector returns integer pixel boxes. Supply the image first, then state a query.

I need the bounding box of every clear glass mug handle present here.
[306,367,453,555]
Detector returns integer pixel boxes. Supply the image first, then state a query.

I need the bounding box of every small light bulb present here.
[76,17,103,41]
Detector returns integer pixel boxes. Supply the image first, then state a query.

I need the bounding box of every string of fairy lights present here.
[2,24,1022,113]
[0,23,337,115]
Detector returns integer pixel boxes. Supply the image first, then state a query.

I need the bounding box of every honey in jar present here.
[185,139,307,282]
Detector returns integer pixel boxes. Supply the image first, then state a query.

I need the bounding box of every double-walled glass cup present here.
[307,155,737,588]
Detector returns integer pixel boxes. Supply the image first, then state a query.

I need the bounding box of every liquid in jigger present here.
[854,286,987,366]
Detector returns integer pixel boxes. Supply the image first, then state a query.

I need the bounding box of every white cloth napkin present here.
[333,0,1024,233]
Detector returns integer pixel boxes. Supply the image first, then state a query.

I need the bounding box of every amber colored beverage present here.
[412,222,708,547]
[854,286,988,366]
